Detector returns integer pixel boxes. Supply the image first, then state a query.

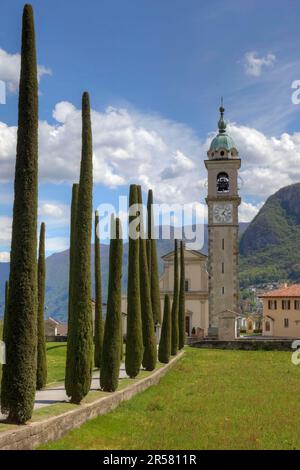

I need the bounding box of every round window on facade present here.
[220,150,225,156]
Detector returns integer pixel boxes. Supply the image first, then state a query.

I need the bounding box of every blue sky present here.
[1,0,300,258]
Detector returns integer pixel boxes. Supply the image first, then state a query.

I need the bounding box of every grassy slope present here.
[42,348,300,450]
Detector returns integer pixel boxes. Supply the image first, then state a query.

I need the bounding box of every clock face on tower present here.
[213,203,233,224]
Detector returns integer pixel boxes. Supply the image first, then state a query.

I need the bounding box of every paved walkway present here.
[0,364,129,419]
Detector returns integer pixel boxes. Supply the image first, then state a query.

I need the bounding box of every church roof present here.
[259,284,300,298]
[161,247,207,260]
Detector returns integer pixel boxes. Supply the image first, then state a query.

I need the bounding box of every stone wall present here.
[190,339,295,351]
[0,352,183,450]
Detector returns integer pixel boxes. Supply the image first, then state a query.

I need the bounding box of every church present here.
[122,105,241,340]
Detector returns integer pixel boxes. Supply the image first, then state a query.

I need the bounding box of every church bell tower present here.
[205,105,241,336]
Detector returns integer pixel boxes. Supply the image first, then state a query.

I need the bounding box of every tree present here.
[94,210,103,369]
[147,190,161,325]
[171,239,179,355]
[1,4,39,424]
[65,183,79,394]
[178,241,186,350]
[36,223,47,390]
[158,294,171,363]
[137,186,157,371]
[67,92,93,404]
[100,217,122,392]
[125,185,143,378]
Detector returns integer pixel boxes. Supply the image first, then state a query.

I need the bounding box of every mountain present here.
[0,223,249,321]
[240,183,300,288]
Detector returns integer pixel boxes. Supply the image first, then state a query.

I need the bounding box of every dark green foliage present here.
[94,210,103,369]
[178,241,186,350]
[36,223,47,390]
[171,239,179,355]
[147,190,161,324]
[125,185,143,378]
[65,183,79,394]
[137,186,157,371]
[158,294,171,363]
[239,183,300,288]
[100,217,123,392]
[67,92,93,404]
[1,4,38,424]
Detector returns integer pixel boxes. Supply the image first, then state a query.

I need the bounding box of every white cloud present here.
[2,100,300,225]
[0,47,51,93]
[0,252,10,262]
[45,237,69,253]
[244,51,276,77]
[0,216,12,243]
[39,202,65,219]
[239,201,262,223]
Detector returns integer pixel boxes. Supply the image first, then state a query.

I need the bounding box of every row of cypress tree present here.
[0,4,187,424]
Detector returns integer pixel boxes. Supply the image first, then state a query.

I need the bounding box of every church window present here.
[185,279,189,292]
[222,286,225,295]
[222,238,225,250]
[220,150,225,156]
[222,262,224,274]
[217,172,229,193]
[284,318,289,328]
[265,321,270,332]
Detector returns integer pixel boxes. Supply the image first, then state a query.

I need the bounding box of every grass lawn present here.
[41,347,300,450]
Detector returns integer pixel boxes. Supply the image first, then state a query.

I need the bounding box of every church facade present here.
[159,247,209,337]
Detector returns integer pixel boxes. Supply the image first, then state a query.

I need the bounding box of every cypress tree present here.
[125,185,143,378]
[137,186,157,371]
[147,190,161,325]
[36,223,47,390]
[158,294,171,363]
[1,4,38,424]
[171,239,179,355]
[100,217,122,392]
[67,92,93,404]
[65,183,79,394]
[94,210,103,369]
[178,241,186,350]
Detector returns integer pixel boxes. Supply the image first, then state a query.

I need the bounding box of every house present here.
[45,317,68,337]
[259,284,300,338]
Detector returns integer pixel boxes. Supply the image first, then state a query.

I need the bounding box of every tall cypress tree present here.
[147,190,161,325]
[94,210,103,369]
[178,241,186,350]
[158,294,171,364]
[36,223,47,390]
[137,186,157,371]
[125,185,143,378]
[171,239,179,355]
[65,183,79,395]
[1,4,38,424]
[67,92,93,404]
[100,217,122,392]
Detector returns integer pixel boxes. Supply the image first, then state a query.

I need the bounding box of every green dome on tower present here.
[209,105,236,152]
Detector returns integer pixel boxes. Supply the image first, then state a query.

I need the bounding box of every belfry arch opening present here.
[217,172,229,193]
